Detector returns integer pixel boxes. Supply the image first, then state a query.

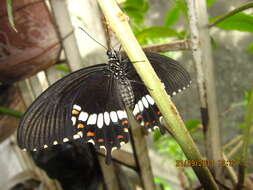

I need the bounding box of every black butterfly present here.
[17,50,191,164]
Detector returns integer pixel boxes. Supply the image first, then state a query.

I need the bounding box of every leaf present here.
[175,0,188,18]
[206,0,216,7]
[6,0,17,32]
[164,7,180,27]
[211,13,253,33]
[0,106,23,119]
[185,119,201,131]
[136,26,179,44]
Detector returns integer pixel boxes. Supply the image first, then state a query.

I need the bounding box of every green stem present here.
[209,2,253,28]
[97,0,218,189]
[0,106,23,119]
[237,87,253,188]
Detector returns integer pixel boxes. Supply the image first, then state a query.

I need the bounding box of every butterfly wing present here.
[18,64,107,150]
[126,52,191,133]
[18,64,129,164]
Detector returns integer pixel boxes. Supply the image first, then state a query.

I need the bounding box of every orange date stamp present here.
[176,159,236,167]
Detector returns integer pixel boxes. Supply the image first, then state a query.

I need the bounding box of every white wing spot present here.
[73,104,81,111]
[53,141,58,145]
[88,139,95,145]
[133,104,140,115]
[148,129,152,132]
[124,128,128,132]
[100,146,107,154]
[22,148,27,151]
[117,110,127,120]
[97,113,104,128]
[172,92,177,96]
[73,134,80,139]
[110,111,118,122]
[111,147,117,154]
[43,145,48,149]
[33,148,37,151]
[87,114,97,125]
[146,95,155,105]
[154,126,159,130]
[63,138,69,142]
[71,116,77,125]
[142,96,149,108]
[178,89,182,93]
[78,112,89,122]
[77,131,83,138]
[138,100,144,111]
[104,112,110,126]
[120,142,125,146]
[183,86,186,90]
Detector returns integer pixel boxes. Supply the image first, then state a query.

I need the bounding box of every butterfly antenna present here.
[78,27,108,50]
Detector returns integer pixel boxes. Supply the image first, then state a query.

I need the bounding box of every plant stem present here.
[0,106,23,119]
[97,0,218,189]
[209,2,253,28]
[237,87,253,189]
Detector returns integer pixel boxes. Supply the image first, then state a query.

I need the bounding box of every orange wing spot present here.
[136,114,143,120]
[145,122,150,126]
[87,131,95,136]
[72,110,79,115]
[157,111,161,115]
[77,124,85,129]
[121,120,128,125]
[117,135,124,139]
[98,138,104,142]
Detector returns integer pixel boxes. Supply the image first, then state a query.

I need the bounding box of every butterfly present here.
[17,50,191,164]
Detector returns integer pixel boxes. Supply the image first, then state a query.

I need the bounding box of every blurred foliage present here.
[154,176,172,190]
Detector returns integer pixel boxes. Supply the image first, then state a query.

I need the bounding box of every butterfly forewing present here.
[17,64,108,151]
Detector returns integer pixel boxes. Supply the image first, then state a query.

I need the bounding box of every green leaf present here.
[164,7,180,27]
[136,26,179,44]
[206,0,216,7]
[175,0,188,18]
[185,119,201,131]
[211,13,253,33]
[0,106,23,119]
[6,0,17,32]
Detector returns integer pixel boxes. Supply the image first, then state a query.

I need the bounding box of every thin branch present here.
[97,0,218,189]
[142,40,191,52]
[209,2,253,28]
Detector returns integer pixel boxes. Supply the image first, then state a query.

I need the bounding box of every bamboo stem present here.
[97,0,218,189]
[186,0,223,179]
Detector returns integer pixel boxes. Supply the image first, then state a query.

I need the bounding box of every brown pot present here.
[0,0,61,84]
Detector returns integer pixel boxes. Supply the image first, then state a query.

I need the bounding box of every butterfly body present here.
[17,50,191,164]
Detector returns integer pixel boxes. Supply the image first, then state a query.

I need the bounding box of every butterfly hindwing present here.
[126,52,191,133]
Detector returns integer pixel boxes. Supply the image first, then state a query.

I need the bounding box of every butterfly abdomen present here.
[118,78,135,110]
